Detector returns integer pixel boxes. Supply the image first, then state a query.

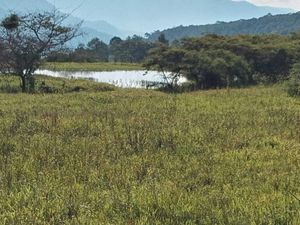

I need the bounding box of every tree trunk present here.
[21,76,26,93]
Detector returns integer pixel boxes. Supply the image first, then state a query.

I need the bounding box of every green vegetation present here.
[145,34,300,90]
[41,62,143,72]
[285,63,300,97]
[0,76,300,224]
[47,35,155,64]
[0,75,115,93]
[148,12,300,42]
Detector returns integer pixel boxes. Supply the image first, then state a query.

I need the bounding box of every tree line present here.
[47,35,155,63]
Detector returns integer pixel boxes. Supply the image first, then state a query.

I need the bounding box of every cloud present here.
[241,0,300,10]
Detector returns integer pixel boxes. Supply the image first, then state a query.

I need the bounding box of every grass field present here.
[0,76,300,224]
[41,62,143,72]
[0,75,116,93]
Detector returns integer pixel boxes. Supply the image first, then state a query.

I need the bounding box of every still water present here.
[35,70,186,88]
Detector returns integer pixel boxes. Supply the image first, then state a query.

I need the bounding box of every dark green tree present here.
[286,63,300,97]
[157,33,169,46]
[87,38,109,62]
[109,36,154,63]
[109,36,123,62]
[145,42,251,90]
[144,44,185,88]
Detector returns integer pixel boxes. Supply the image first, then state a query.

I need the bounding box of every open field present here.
[41,62,143,72]
[0,77,300,224]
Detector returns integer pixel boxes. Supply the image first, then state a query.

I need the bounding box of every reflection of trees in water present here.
[110,80,167,89]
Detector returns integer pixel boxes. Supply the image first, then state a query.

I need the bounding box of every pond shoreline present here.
[35,69,178,89]
[41,62,143,72]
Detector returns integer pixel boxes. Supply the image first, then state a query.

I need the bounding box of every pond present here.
[35,70,187,88]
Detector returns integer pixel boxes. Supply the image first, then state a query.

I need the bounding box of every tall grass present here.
[0,81,300,224]
[0,75,116,93]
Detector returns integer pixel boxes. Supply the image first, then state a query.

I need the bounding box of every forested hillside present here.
[148,12,300,42]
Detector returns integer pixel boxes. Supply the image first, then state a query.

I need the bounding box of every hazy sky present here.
[243,0,300,10]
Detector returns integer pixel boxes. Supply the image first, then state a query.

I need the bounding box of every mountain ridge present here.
[0,0,296,44]
[50,0,293,33]
[148,12,300,42]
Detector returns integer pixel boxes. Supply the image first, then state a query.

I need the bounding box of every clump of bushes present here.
[285,63,300,97]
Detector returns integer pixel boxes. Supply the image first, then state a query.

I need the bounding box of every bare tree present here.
[0,11,81,92]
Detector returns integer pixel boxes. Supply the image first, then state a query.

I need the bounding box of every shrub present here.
[285,63,300,97]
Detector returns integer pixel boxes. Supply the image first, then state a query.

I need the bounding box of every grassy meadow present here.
[0,75,116,94]
[41,62,143,72]
[0,76,300,224]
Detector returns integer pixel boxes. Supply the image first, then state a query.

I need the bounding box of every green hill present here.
[148,12,300,42]
[52,0,292,33]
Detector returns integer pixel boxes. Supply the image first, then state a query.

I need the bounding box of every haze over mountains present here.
[51,0,293,32]
[0,0,295,44]
[0,0,126,43]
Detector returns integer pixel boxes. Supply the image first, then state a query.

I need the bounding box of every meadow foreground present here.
[0,83,300,224]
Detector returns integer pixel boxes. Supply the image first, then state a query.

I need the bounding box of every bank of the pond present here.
[42,62,143,72]
[0,75,116,93]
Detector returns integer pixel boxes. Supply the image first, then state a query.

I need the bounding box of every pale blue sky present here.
[240,0,300,10]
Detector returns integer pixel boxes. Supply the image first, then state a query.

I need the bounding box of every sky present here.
[242,0,300,10]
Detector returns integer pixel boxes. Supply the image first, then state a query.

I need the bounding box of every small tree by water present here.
[0,11,81,92]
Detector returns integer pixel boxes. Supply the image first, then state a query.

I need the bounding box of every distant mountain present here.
[0,0,296,44]
[0,0,125,44]
[76,27,114,45]
[148,12,300,42]
[1,0,54,13]
[83,20,124,37]
[51,0,293,33]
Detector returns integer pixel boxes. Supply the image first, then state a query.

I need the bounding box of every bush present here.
[285,63,300,97]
